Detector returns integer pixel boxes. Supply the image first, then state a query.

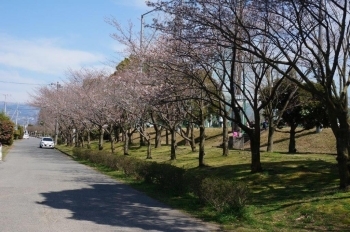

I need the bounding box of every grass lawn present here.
[57,127,350,231]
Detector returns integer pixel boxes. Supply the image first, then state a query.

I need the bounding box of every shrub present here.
[88,150,106,164]
[72,147,84,158]
[183,172,205,199]
[103,154,118,169]
[0,119,14,145]
[114,155,135,175]
[199,178,250,213]
[122,156,138,175]
[73,147,91,160]
[142,162,186,195]
[72,147,188,196]
[132,160,150,181]
[73,147,120,170]
[14,125,23,140]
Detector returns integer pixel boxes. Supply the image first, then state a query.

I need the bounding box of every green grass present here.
[56,127,350,231]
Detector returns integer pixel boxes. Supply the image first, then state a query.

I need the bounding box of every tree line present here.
[30,0,350,189]
[0,112,25,145]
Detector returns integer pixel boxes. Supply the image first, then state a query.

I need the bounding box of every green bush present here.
[141,162,186,195]
[73,147,120,170]
[103,154,118,169]
[0,115,14,145]
[73,147,90,160]
[71,147,250,210]
[199,178,250,213]
[117,155,140,176]
[88,150,106,164]
[14,125,23,140]
[72,147,83,157]
[183,173,205,200]
[127,160,151,181]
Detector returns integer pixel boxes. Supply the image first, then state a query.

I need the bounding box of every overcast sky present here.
[0,0,152,104]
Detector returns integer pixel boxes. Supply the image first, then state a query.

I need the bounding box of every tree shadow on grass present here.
[178,133,223,146]
[260,130,316,148]
[185,158,350,230]
[187,158,340,207]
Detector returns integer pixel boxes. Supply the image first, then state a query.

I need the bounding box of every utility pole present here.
[51,82,61,145]
[15,104,19,130]
[2,94,10,115]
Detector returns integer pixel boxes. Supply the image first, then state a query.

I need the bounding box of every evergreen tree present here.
[0,112,15,145]
[277,84,329,153]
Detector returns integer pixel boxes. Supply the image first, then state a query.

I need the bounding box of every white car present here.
[23,133,29,139]
[39,137,55,149]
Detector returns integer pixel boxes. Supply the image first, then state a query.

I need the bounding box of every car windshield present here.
[43,138,53,142]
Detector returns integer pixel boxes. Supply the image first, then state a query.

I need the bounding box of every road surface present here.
[0,138,220,232]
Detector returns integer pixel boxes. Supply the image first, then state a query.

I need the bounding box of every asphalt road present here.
[0,138,220,232]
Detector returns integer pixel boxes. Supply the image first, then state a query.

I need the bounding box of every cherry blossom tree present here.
[240,0,350,188]
[148,0,350,188]
[147,0,289,172]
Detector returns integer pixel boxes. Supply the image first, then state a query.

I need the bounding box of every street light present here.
[140,8,158,74]
[50,82,62,145]
[140,8,158,53]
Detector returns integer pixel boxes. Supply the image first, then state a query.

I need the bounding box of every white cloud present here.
[0,34,106,75]
[0,70,43,103]
[0,34,120,103]
[111,0,148,8]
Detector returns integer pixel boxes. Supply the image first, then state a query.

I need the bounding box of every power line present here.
[5,108,39,111]
[0,80,42,86]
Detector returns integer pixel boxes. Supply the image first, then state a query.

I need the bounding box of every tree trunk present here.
[115,126,120,142]
[71,129,74,147]
[66,128,73,147]
[123,131,129,155]
[154,125,162,148]
[166,129,169,145]
[184,123,190,146]
[122,132,125,142]
[336,128,350,189]
[146,134,152,159]
[250,132,262,173]
[222,117,228,156]
[87,129,91,149]
[139,123,146,146]
[170,128,177,160]
[110,132,115,154]
[249,113,263,173]
[74,130,77,147]
[128,131,133,145]
[98,126,104,150]
[65,133,69,146]
[80,131,84,148]
[266,125,275,152]
[190,123,196,152]
[333,114,350,189]
[76,132,80,147]
[288,124,297,153]
[198,125,205,167]
[68,132,72,146]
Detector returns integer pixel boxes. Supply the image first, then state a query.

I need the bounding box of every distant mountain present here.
[0,102,39,126]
